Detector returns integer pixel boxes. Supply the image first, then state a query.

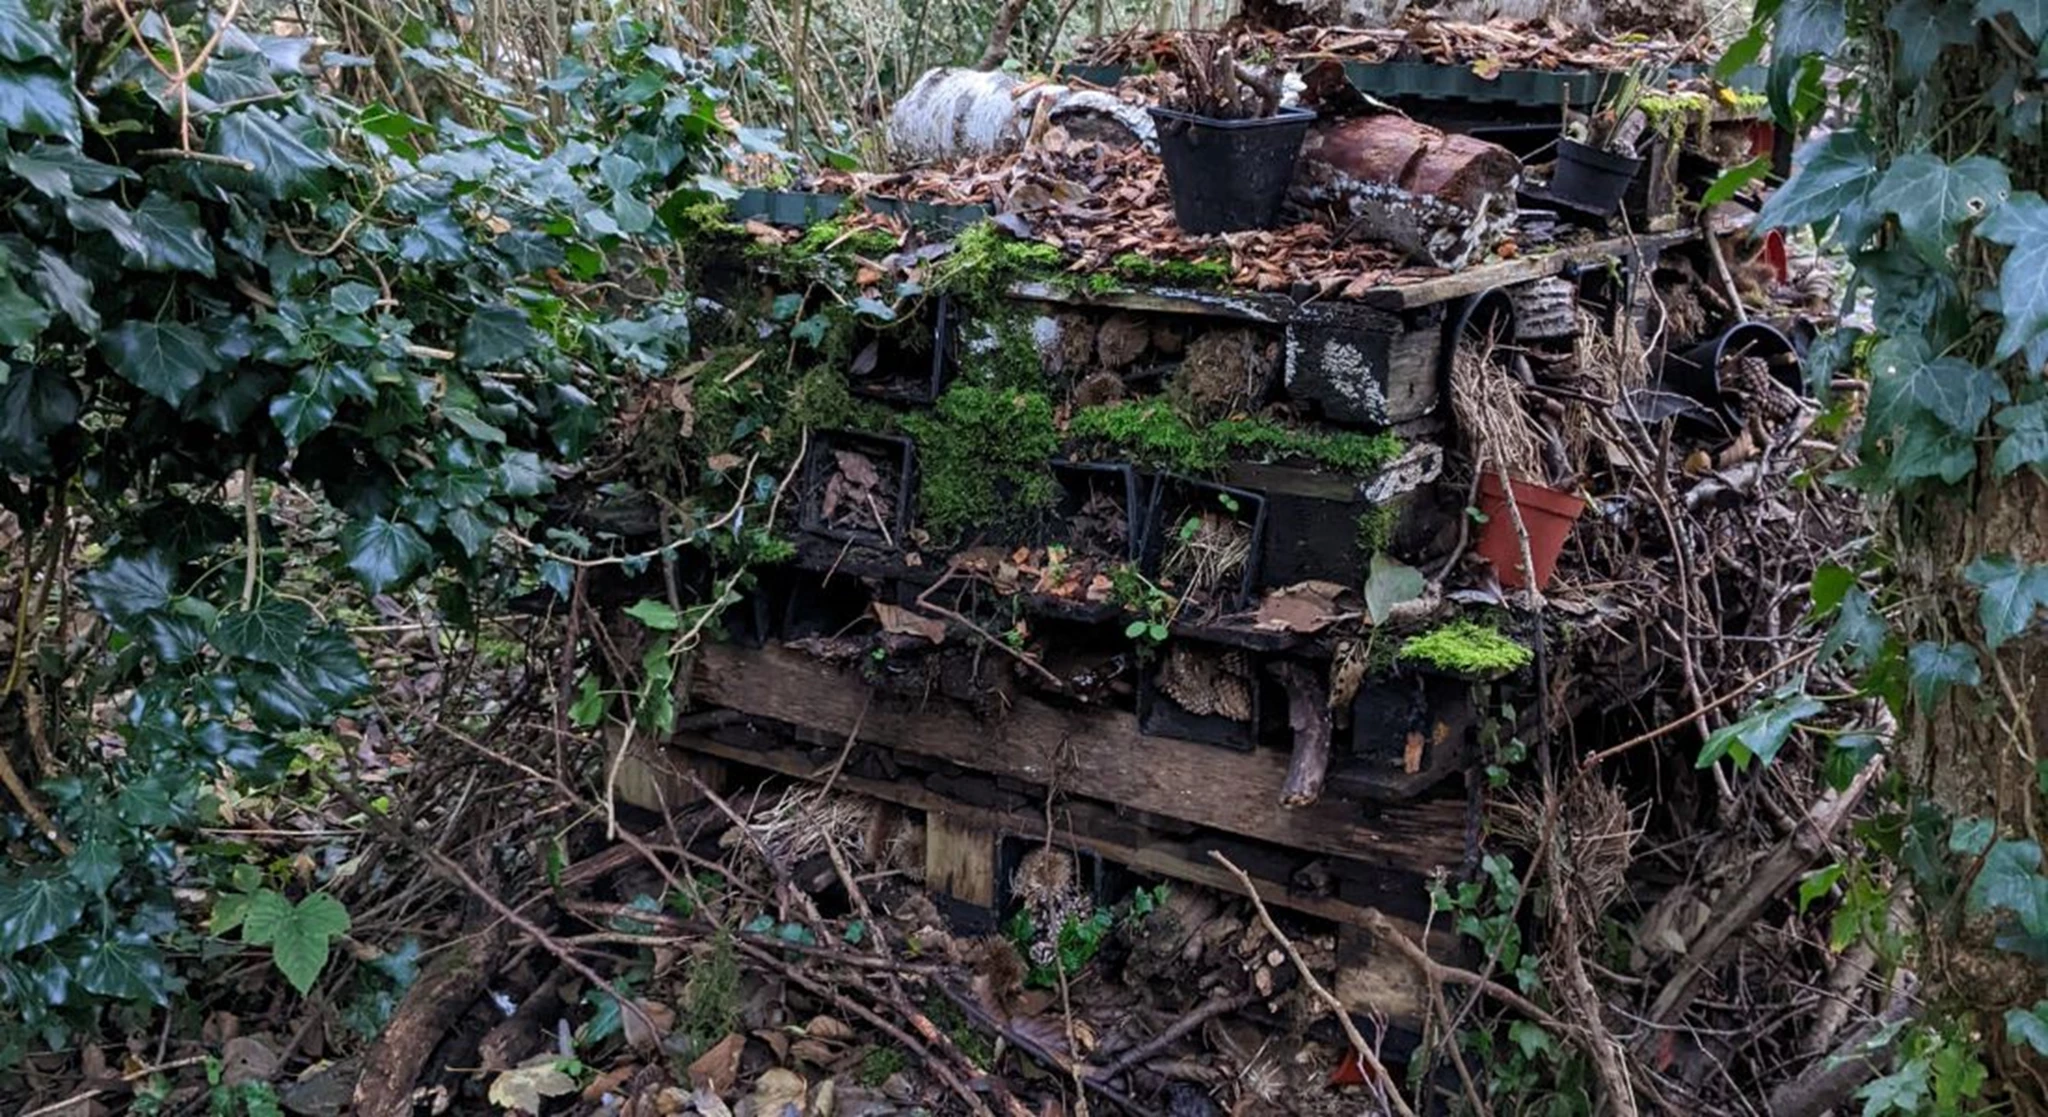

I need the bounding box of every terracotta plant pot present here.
[1474,472,1583,590]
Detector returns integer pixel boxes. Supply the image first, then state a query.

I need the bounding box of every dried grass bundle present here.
[1448,337,1544,481]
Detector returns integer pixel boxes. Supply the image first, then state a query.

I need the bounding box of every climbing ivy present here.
[1717,0,2048,1099]
[0,1,763,1064]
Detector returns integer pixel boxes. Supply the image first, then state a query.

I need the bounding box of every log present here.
[1291,96,1522,270]
[1271,661,1333,808]
[887,68,1154,166]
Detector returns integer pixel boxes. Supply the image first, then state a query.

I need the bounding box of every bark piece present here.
[888,69,1154,165]
[1291,100,1522,270]
[352,923,505,1117]
[1269,661,1332,808]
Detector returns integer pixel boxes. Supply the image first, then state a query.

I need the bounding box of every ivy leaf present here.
[241,891,351,995]
[213,599,314,666]
[0,0,65,63]
[7,143,134,199]
[1364,553,1426,625]
[1756,130,1879,233]
[1969,839,2048,935]
[0,362,80,476]
[126,193,217,275]
[2007,1003,2048,1057]
[73,931,171,1004]
[1963,554,2048,649]
[33,249,95,332]
[0,872,86,952]
[1767,0,1845,123]
[1697,691,1826,770]
[100,321,223,407]
[1976,192,2048,363]
[68,826,124,895]
[1884,0,1980,81]
[209,109,333,197]
[1979,0,2048,43]
[1868,154,2009,265]
[1906,642,1982,709]
[329,281,379,315]
[498,450,551,497]
[460,304,536,368]
[1866,336,2003,437]
[624,599,681,631]
[343,516,430,593]
[1994,401,2048,478]
[0,66,81,139]
[238,628,372,727]
[79,551,174,624]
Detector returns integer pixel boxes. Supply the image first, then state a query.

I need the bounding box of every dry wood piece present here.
[886,68,1153,164]
[1269,661,1333,808]
[352,920,506,1117]
[1292,96,1522,271]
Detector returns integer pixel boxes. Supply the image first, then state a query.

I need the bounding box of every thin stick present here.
[1091,990,1261,1080]
[1210,853,1418,1117]
[18,1055,212,1117]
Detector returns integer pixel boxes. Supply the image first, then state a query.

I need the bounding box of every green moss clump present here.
[858,1047,908,1087]
[788,218,901,260]
[904,385,1059,543]
[1109,252,1230,288]
[935,222,1066,303]
[956,309,1047,391]
[1068,402,1405,476]
[1068,401,1221,471]
[1398,620,1533,676]
[1220,419,1405,472]
[1355,504,1397,558]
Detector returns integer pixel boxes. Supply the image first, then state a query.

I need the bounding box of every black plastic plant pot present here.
[1137,642,1266,752]
[1049,461,1143,560]
[1547,138,1643,217]
[849,296,956,406]
[1148,106,1316,235]
[798,430,916,549]
[1142,475,1268,616]
[1657,321,1804,419]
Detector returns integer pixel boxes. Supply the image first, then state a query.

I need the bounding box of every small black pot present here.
[798,430,916,548]
[1657,321,1804,419]
[1549,138,1643,217]
[849,296,956,406]
[1148,106,1316,235]
[1141,475,1268,616]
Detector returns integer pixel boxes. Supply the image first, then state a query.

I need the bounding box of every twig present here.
[1090,990,1262,1081]
[1210,853,1418,1117]
[18,1055,212,1117]
[240,456,259,610]
[1359,909,1564,1032]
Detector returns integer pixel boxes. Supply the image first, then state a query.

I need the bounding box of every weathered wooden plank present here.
[610,724,727,814]
[1008,281,1292,323]
[691,643,1467,868]
[1362,229,1696,311]
[668,730,1441,929]
[925,811,998,908]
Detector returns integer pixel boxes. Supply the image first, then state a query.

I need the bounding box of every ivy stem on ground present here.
[241,456,260,611]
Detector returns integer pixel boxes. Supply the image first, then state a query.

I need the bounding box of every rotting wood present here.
[924,810,999,909]
[691,643,1466,866]
[1270,661,1333,808]
[352,919,506,1117]
[1363,229,1695,311]
[1293,104,1523,270]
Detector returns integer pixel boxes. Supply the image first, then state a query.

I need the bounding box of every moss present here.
[1069,401,1221,471]
[785,367,898,436]
[934,222,1066,304]
[924,997,995,1067]
[1109,252,1230,288]
[1067,402,1405,476]
[1355,504,1398,558]
[789,218,902,261]
[903,385,1060,543]
[955,308,1047,391]
[857,1047,908,1087]
[1397,620,1533,677]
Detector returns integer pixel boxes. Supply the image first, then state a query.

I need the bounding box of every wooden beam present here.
[691,643,1466,869]
[1361,229,1696,311]
[609,724,727,815]
[924,811,998,909]
[669,729,1453,1023]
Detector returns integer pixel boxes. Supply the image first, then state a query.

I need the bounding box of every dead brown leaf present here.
[805,1016,856,1042]
[1254,581,1353,633]
[749,1067,809,1116]
[622,999,675,1052]
[871,602,947,644]
[686,1033,746,1094]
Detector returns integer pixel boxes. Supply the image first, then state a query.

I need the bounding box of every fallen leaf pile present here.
[814,137,1411,296]
[1078,18,1710,74]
